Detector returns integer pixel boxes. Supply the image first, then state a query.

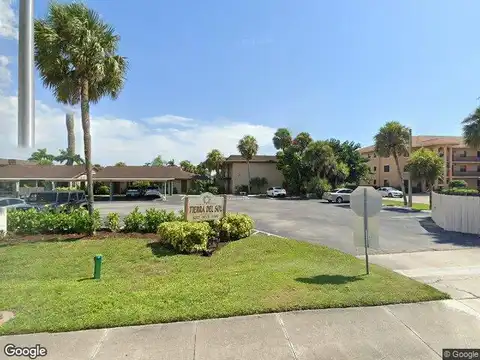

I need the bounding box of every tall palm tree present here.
[55,149,85,165]
[374,121,410,205]
[237,135,259,194]
[272,128,292,151]
[35,2,128,229]
[462,107,480,149]
[205,149,225,177]
[65,113,76,165]
[28,148,55,164]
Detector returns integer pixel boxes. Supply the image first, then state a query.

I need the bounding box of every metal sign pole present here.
[18,0,35,148]
[408,128,413,207]
[363,188,370,274]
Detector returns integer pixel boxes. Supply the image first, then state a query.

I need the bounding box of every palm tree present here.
[374,121,410,205]
[28,148,55,164]
[462,107,480,149]
[65,113,76,165]
[205,149,225,177]
[55,149,85,165]
[237,135,259,193]
[304,141,337,180]
[272,128,292,151]
[34,2,128,231]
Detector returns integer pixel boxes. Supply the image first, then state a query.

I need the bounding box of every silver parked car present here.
[0,197,36,211]
[322,188,354,204]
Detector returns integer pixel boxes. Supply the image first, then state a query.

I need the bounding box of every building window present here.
[373,153,377,158]
[477,151,480,158]
[373,179,377,185]
[460,151,467,158]
[460,165,467,172]
[478,179,480,188]
[384,165,390,172]
[373,166,377,171]
[384,179,389,186]
[477,165,480,172]
[368,154,371,159]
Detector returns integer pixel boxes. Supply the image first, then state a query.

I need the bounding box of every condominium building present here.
[359,136,480,190]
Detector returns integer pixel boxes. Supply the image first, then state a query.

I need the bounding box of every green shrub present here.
[7,208,100,235]
[448,180,468,189]
[219,213,254,241]
[207,186,219,195]
[144,208,178,233]
[440,187,479,196]
[123,207,146,233]
[95,185,110,195]
[307,177,331,199]
[105,212,120,232]
[157,221,211,253]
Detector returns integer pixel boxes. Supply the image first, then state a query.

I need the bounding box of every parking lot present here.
[95,196,480,255]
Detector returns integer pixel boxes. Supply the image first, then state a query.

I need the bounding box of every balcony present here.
[452,171,480,177]
[453,156,480,162]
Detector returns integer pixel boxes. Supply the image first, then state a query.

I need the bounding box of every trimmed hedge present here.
[439,187,480,196]
[158,221,211,253]
[219,213,254,241]
[122,207,182,233]
[7,208,101,235]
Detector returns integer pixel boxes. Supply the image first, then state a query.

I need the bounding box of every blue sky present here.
[1,0,480,164]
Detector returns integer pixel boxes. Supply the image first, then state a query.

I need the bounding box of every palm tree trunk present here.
[393,152,408,205]
[247,160,251,194]
[66,113,75,166]
[80,80,95,235]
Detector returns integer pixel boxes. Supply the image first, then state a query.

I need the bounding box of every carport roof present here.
[0,165,87,180]
[92,166,195,181]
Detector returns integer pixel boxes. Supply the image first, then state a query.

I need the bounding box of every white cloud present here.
[0,0,18,40]
[0,55,12,88]
[0,93,277,165]
[145,115,196,127]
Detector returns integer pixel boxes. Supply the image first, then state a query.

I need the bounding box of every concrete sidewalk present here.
[367,248,480,300]
[1,299,480,360]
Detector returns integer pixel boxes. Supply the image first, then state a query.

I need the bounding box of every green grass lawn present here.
[0,235,447,335]
[382,199,430,210]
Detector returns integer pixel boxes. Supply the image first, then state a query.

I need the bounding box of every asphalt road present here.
[94,196,480,255]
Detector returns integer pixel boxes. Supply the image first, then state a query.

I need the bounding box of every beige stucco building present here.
[223,155,284,194]
[360,136,480,190]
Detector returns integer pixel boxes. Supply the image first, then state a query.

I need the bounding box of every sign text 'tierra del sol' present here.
[184,192,227,222]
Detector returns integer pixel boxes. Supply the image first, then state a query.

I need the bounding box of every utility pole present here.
[18,0,35,148]
[408,128,413,207]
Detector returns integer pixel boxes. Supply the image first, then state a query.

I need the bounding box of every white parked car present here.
[322,188,353,203]
[267,187,287,198]
[377,187,403,198]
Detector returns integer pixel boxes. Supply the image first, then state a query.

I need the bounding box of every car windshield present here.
[127,189,138,193]
[28,192,57,203]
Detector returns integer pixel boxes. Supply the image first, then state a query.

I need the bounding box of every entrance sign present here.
[350,186,382,274]
[184,192,227,222]
[0,207,6,236]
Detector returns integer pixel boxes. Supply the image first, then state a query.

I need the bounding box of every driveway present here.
[94,196,480,256]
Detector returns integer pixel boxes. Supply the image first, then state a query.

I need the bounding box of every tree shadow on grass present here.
[296,274,364,285]
[146,242,177,257]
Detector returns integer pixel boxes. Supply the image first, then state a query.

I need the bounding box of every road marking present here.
[253,229,286,238]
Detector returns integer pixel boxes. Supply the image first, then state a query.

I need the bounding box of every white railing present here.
[431,192,480,235]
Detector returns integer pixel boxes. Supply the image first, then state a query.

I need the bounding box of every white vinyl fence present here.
[431,192,480,235]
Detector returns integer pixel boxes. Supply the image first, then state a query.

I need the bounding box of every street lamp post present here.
[18,0,35,148]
